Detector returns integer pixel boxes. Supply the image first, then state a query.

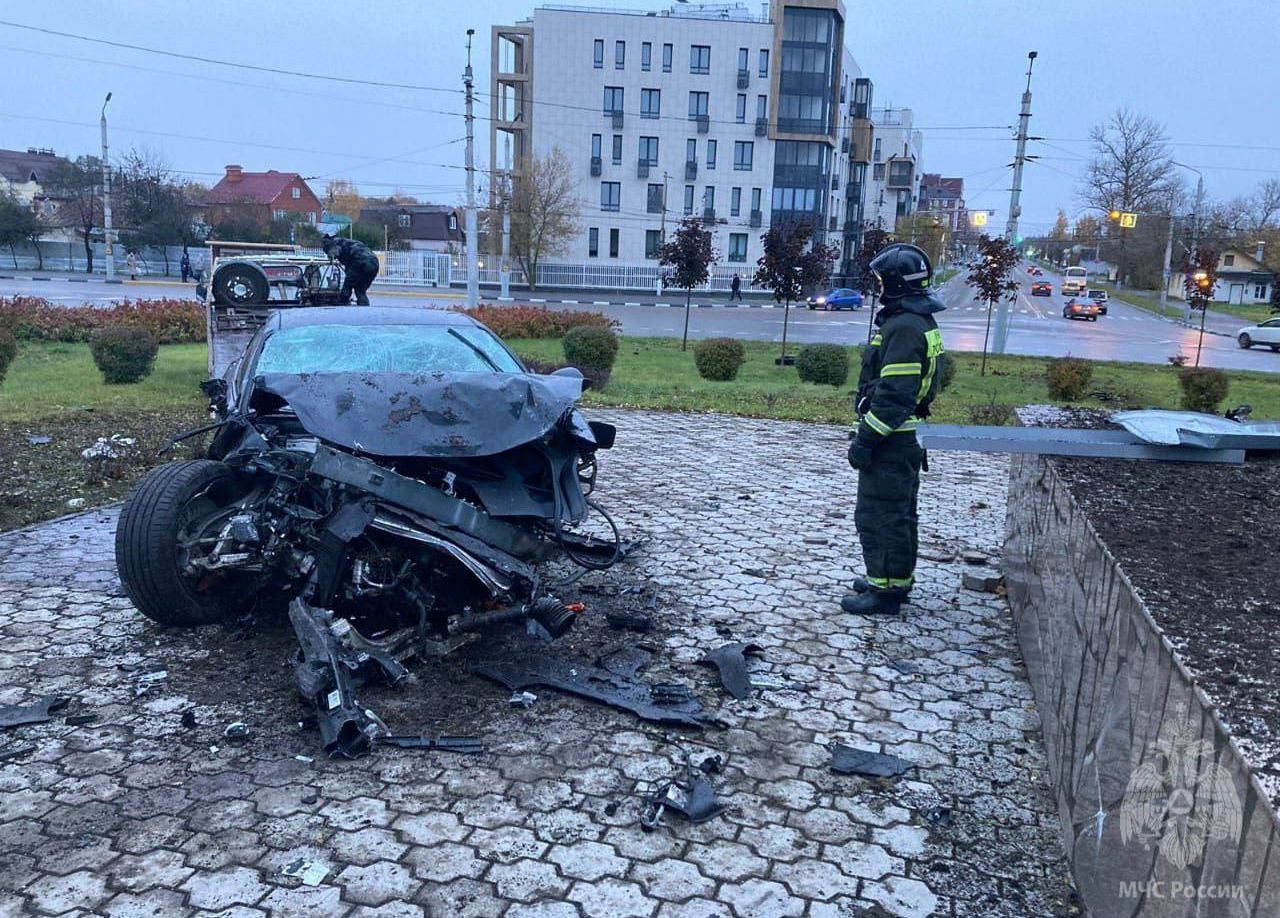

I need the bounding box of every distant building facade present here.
[204,165,322,229]
[357,203,465,252]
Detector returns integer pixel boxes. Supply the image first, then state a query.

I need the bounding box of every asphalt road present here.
[4,268,1275,373]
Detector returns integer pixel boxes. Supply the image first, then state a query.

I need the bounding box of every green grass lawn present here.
[0,342,207,421]
[1209,302,1274,324]
[5,338,1280,428]
[1095,282,1185,319]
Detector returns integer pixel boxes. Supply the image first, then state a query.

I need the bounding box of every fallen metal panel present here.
[1112,409,1280,450]
[915,425,1245,464]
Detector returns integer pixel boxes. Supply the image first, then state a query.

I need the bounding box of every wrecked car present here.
[115,306,623,757]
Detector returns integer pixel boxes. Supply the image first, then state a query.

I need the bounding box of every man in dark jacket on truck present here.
[322,234,380,305]
[842,243,947,616]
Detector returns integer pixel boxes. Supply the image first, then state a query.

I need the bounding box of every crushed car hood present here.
[255,371,592,458]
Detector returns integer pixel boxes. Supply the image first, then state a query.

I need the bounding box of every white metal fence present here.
[1,241,771,295]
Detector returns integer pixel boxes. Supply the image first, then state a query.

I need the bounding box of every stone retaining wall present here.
[1004,454,1280,918]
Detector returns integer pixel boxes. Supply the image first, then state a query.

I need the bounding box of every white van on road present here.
[1062,266,1088,296]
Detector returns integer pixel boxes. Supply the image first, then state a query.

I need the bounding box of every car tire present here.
[1238,333,1253,349]
[115,460,261,627]
[1271,345,1280,353]
[212,264,269,307]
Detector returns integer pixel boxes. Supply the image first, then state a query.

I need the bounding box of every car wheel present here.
[1238,333,1253,349]
[212,264,269,307]
[1270,345,1280,353]
[115,460,262,627]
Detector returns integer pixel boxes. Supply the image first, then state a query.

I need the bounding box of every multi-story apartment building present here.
[918,173,967,234]
[863,107,923,234]
[492,1,868,277]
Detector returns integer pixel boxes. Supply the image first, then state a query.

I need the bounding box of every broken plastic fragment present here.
[134,671,167,697]
[280,858,330,886]
[829,744,916,778]
[0,697,69,729]
[223,722,251,745]
[698,642,765,700]
[509,691,538,708]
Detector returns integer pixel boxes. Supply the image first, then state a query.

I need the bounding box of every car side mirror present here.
[200,378,229,413]
[588,420,616,450]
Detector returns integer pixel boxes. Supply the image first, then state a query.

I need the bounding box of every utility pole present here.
[657,170,669,295]
[1172,162,1205,322]
[500,175,511,299]
[1159,201,1175,317]
[463,29,479,308]
[100,92,114,279]
[994,51,1036,355]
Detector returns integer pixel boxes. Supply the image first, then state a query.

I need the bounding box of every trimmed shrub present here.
[456,305,618,340]
[89,326,159,384]
[968,400,1016,426]
[0,297,205,344]
[1045,356,1093,401]
[517,355,567,375]
[693,338,747,381]
[938,352,956,391]
[1178,367,1229,414]
[562,325,619,389]
[796,343,850,387]
[0,327,16,387]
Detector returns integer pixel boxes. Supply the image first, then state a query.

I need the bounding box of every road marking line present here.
[562,299,579,304]
[530,298,547,303]
[624,301,641,306]
[592,300,609,305]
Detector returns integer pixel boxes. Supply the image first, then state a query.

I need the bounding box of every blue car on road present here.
[807,287,864,310]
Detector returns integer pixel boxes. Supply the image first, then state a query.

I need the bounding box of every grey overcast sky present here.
[1,0,1277,232]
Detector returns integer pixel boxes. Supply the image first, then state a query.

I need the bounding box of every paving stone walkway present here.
[0,409,1078,917]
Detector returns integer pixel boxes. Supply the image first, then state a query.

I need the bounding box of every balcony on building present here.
[737,69,750,89]
[702,206,716,223]
[749,209,762,228]
[685,160,698,180]
[755,117,768,137]
[695,115,710,134]
[590,156,602,177]
[637,161,650,178]
[610,110,624,129]
[886,157,914,189]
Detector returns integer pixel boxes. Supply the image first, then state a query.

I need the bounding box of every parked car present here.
[1063,298,1101,321]
[114,307,623,757]
[1237,317,1280,351]
[1087,289,1109,314]
[1031,281,1053,296]
[807,288,864,310]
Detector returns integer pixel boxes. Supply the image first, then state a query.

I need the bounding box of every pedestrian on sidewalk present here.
[729,273,742,301]
[180,250,191,283]
[843,243,947,617]
[126,251,138,281]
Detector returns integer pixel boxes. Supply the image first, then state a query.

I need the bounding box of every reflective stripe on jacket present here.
[855,309,945,444]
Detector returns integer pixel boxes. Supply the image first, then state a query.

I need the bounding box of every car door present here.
[1259,318,1280,345]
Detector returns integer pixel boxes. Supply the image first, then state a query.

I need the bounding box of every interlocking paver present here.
[0,410,1079,917]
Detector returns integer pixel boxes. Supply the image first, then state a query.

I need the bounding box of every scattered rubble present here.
[0,696,68,729]
[830,744,917,778]
[279,858,330,886]
[698,642,765,700]
[961,572,1005,593]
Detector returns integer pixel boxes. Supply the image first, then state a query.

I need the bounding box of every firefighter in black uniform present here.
[842,243,947,616]
[321,234,380,305]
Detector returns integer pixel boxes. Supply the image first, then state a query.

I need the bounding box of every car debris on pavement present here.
[830,744,917,778]
[113,308,631,758]
[638,747,732,831]
[0,696,69,729]
[698,642,765,700]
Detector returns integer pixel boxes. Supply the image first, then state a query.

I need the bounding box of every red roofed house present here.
[205,165,322,229]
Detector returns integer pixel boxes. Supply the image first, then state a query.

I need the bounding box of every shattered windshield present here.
[256,324,523,375]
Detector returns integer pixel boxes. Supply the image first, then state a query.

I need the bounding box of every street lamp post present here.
[100,92,114,280]
[1172,161,1204,323]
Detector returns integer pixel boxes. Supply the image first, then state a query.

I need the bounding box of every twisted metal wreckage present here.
[115,326,633,758]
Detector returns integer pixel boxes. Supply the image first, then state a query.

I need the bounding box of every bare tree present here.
[43,156,103,273]
[1079,109,1177,286]
[507,148,580,291]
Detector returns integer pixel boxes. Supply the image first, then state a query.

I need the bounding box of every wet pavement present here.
[0,409,1079,917]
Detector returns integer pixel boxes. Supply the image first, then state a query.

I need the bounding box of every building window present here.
[641,88,661,119]
[873,137,882,161]
[686,138,697,164]
[588,227,599,257]
[757,95,767,119]
[615,40,625,69]
[612,134,623,164]
[593,39,603,69]
[737,47,749,72]
[731,187,742,216]
[873,163,885,180]
[601,182,621,212]
[736,94,746,123]
[272,209,288,221]
[758,48,769,77]
[750,188,762,213]
[291,187,301,199]
[609,228,620,258]
[662,43,673,72]
[603,86,624,114]
[398,213,411,228]
[684,185,695,215]
[448,214,457,230]
[688,91,709,120]
[591,133,602,159]
[645,229,661,259]
[888,160,912,186]
[706,139,717,170]
[1255,283,1268,299]
[690,45,710,75]
[641,42,652,71]
[729,233,747,262]
[639,136,659,166]
[1224,254,1235,266]
[703,186,715,212]
[733,141,753,171]
[647,183,665,214]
